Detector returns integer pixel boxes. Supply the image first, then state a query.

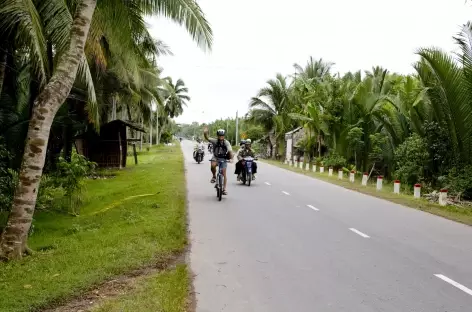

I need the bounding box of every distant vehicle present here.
[240,156,257,186]
[194,146,205,164]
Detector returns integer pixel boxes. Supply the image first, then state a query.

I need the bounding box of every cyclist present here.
[203,127,233,195]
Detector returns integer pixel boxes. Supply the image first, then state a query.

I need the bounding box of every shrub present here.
[55,153,97,215]
[323,153,346,170]
[394,134,429,185]
[160,131,172,144]
[444,166,472,200]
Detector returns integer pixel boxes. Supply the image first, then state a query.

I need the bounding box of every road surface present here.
[183,140,472,312]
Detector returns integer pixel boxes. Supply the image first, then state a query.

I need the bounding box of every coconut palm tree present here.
[161,77,190,118]
[248,73,294,158]
[0,0,212,261]
[413,22,472,165]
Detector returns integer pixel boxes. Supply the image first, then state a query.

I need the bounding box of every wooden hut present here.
[75,120,145,168]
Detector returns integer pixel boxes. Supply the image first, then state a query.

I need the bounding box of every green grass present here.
[0,145,187,312]
[92,264,189,312]
[263,159,472,226]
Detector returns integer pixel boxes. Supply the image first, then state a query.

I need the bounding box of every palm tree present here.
[248,73,294,159]
[413,22,472,165]
[0,0,212,261]
[162,77,190,118]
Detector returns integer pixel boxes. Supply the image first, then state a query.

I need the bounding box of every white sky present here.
[147,0,472,124]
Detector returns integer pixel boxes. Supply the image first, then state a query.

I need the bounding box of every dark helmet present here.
[216,129,225,136]
[240,139,246,146]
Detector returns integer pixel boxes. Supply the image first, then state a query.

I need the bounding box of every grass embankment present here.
[263,159,472,226]
[92,265,188,312]
[0,145,189,312]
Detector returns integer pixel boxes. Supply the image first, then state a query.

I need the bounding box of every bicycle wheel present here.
[218,174,223,201]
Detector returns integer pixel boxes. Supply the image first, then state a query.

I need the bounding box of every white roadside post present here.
[305,163,310,171]
[394,180,400,194]
[376,176,383,191]
[295,160,298,168]
[414,184,421,198]
[320,166,324,173]
[439,189,448,206]
[299,161,303,169]
[362,172,368,186]
[349,170,355,183]
[338,169,343,180]
[312,164,317,172]
[329,167,333,176]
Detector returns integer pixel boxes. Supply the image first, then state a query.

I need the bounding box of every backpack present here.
[214,140,228,158]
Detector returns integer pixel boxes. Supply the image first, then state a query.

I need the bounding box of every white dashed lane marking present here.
[349,228,370,238]
[434,274,472,296]
[307,204,319,211]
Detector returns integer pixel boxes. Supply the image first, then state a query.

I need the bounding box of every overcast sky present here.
[147,0,472,124]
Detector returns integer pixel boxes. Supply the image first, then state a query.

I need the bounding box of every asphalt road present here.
[183,140,472,312]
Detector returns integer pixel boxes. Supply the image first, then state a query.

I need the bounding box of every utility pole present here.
[235,110,239,146]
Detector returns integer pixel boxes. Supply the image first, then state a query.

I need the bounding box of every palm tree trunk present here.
[0,50,7,96]
[0,0,97,261]
[318,134,321,158]
[269,131,277,159]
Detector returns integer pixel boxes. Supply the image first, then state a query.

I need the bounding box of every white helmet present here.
[245,139,252,144]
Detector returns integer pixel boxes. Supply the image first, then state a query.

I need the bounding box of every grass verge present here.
[91,264,189,312]
[0,144,187,312]
[262,159,472,226]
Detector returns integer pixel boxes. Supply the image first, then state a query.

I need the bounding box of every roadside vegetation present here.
[0,0,210,261]
[180,23,472,210]
[0,146,188,312]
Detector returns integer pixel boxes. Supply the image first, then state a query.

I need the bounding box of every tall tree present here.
[162,77,190,118]
[0,0,212,261]
[248,73,293,158]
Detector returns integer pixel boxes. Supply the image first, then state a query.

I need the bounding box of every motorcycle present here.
[240,156,257,186]
[194,147,205,164]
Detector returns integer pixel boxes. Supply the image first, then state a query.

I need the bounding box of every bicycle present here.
[212,158,227,201]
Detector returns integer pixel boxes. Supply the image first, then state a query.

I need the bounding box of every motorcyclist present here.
[235,139,258,181]
[203,127,233,195]
[240,139,247,148]
[193,139,205,159]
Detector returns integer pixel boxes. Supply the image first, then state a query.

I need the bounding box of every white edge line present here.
[265,182,271,185]
[282,191,290,195]
[434,274,472,296]
[307,204,319,211]
[349,228,370,238]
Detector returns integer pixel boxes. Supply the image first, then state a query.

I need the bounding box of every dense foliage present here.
[0,0,210,242]
[244,24,472,199]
